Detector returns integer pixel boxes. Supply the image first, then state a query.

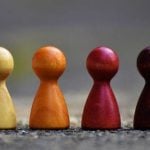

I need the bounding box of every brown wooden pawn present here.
[29,46,69,129]
[82,46,121,130]
[134,47,150,129]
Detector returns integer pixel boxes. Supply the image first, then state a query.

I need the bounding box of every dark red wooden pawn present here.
[82,46,121,130]
[134,47,150,129]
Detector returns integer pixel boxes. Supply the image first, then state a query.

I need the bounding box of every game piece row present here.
[0,45,149,130]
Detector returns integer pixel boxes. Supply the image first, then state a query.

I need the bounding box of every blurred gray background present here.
[0,0,150,123]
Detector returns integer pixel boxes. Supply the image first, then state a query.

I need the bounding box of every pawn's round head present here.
[137,47,150,80]
[0,47,14,81]
[86,46,119,81]
[32,46,66,80]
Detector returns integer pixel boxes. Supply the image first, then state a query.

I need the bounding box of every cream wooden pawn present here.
[0,47,16,129]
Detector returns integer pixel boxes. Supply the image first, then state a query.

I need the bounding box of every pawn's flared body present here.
[134,47,150,129]
[82,46,121,130]
[29,46,69,129]
[0,47,16,129]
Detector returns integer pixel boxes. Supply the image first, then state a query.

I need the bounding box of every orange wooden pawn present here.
[29,46,70,129]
